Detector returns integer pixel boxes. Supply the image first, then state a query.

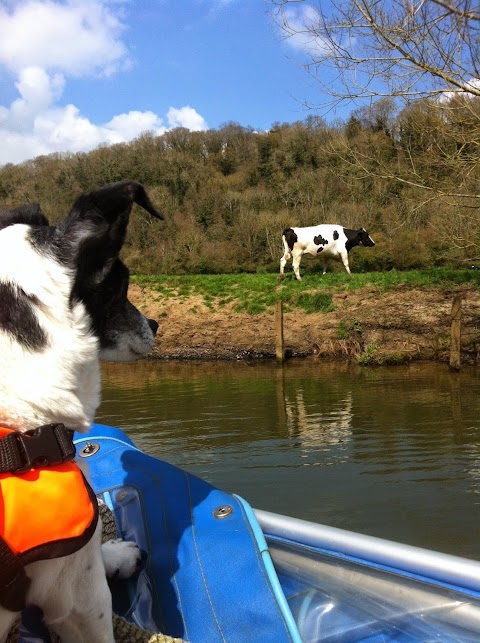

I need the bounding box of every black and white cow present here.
[279,225,375,281]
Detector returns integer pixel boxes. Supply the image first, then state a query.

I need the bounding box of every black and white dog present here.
[0,181,163,642]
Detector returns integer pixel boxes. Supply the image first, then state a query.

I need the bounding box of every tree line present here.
[1,99,479,275]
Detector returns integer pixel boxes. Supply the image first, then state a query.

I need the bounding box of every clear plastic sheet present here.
[271,540,480,642]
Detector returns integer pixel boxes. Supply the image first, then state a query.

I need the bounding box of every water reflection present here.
[97,360,480,559]
[285,386,353,452]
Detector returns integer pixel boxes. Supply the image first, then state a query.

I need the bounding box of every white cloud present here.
[0,67,65,132]
[0,97,208,165]
[105,111,165,141]
[281,5,331,57]
[0,1,208,166]
[167,106,208,130]
[440,78,480,102]
[0,0,129,77]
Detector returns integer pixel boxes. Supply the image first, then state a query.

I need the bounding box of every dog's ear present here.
[70,180,164,225]
[57,181,164,270]
[0,203,49,231]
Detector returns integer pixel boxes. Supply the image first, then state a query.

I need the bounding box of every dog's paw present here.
[101,538,141,579]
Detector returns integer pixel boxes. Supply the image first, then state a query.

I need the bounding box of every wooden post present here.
[450,295,462,371]
[275,300,285,364]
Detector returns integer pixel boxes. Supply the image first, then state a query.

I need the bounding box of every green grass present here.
[132,268,480,315]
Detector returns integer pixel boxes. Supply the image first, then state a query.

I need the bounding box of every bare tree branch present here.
[271,0,480,215]
[271,0,480,102]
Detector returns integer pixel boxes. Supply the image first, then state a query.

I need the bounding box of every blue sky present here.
[0,0,333,166]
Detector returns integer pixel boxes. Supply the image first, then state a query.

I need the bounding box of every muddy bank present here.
[129,284,480,364]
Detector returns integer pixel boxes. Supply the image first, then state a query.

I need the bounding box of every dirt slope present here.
[129,283,480,364]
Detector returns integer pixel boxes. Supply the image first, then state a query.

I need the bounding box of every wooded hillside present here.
[1,99,479,275]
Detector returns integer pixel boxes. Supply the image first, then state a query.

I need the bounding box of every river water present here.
[96,359,480,560]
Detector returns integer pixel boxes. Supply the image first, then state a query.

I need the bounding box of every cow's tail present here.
[279,229,293,280]
[282,227,297,257]
[282,235,292,261]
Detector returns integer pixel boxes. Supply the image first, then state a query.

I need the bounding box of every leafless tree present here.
[271,0,480,105]
[270,0,480,259]
[272,1,480,206]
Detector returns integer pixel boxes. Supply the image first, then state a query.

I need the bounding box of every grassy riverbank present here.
[129,269,480,364]
[133,268,480,315]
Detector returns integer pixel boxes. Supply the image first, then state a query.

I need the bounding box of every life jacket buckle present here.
[15,424,76,472]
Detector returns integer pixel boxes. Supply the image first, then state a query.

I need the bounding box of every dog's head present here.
[0,181,163,432]
[56,181,163,361]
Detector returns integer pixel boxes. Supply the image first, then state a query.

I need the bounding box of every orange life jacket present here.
[0,426,99,611]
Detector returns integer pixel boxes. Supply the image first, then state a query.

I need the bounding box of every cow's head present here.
[344,227,375,252]
[359,228,375,247]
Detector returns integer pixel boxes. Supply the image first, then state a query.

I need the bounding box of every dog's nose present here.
[148,318,159,336]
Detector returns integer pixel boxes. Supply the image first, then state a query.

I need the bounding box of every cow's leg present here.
[279,251,290,279]
[292,251,303,281]
[340,252,351,275]
[322,260,329,275]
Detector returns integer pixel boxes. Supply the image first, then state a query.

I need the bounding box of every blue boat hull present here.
[74,424,299,643]
[73,424,480,643]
